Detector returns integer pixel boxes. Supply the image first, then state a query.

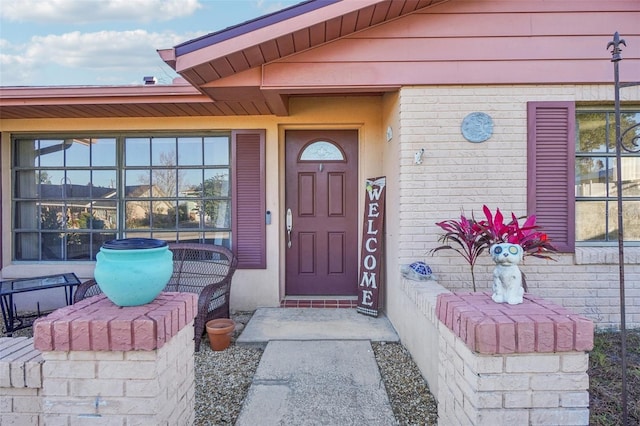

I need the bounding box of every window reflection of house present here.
[575,164,614,197]
[180,175,231,229]
[576,159,640,197]
[125,185,174,223]
[39,183,117,229]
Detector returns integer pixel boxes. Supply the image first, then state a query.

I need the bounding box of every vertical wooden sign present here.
[357,176,386,317]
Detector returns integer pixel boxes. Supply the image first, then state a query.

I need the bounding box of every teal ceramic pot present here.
[94,238,173,307]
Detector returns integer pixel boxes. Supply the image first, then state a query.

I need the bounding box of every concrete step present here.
[236,307,399,346]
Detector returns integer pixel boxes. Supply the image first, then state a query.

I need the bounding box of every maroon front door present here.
[285,130,359,295]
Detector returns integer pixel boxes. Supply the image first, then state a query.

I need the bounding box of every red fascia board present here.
[0,85,207,104]
[157,48,177,69]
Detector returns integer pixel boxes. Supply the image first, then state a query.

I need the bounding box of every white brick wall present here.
[438,321,590,426]
[0,387,42,426]
[0,338,43,426]
[389,278,592,425]
[396,84,640,329]
[37,319,195,425]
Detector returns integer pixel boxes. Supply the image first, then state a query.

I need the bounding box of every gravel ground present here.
[372,341,438,426]
[194,311,263,425]
[194,311,438,425]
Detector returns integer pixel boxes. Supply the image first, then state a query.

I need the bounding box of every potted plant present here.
[430,205,557,292]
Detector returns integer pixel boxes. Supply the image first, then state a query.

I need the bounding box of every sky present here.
[0,0,302,87]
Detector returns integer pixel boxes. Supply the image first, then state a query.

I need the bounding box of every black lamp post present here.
[607,31,640,426]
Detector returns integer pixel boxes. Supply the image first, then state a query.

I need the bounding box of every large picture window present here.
[13,134,231,261]
[575,110,640,243]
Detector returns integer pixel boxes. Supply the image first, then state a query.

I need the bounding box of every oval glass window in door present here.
[299,140,345,161]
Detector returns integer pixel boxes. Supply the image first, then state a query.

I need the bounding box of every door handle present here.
[286,208,293,248]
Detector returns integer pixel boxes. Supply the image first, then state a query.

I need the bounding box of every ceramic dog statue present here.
[490,243,524,305]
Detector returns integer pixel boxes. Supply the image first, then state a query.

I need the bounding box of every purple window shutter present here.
[232,130,266,268]
[527,101,576,252]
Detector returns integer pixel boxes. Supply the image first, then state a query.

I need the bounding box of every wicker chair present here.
[73,243,238,351]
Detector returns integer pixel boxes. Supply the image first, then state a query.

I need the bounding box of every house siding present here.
[265,0,639,87]
[387,84,640,329]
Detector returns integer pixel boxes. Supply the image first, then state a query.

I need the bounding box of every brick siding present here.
[396,84,640,328]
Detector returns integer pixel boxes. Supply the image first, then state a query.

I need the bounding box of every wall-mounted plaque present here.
[461,112,493,143]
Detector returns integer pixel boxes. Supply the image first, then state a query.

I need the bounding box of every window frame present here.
[11,132,233,262]
[575,109,640,246]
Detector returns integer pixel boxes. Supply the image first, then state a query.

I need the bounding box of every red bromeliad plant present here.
[477,205,558,260]
[430,205,558,291]
[430,213,486,291]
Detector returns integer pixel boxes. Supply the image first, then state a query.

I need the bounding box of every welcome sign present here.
[357,176,386,317]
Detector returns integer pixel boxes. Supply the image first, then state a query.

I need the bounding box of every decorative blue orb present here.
[409,261,432,277]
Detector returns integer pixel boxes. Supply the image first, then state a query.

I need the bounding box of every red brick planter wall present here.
[436,292,594,354]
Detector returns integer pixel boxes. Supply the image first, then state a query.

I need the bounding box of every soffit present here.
[0,85,252,119]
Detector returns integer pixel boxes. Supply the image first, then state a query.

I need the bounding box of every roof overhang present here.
[0,84,235,119]
[0,0,447,119]
[159,0,448,116]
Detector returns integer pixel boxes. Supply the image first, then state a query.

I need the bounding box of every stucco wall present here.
[385,84,640,330]
[0,96,385,312]
[380,91,401,311]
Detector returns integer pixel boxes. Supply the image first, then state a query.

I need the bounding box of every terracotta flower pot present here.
[206,318,235,351]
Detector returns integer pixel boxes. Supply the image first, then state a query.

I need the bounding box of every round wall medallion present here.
[461,112,493,143]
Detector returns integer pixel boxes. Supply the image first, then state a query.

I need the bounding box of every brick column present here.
[0,337,43,425]
[436,292,594,425]
[33,292,197,425]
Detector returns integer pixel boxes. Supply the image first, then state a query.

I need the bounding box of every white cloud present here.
[0,0,202,23]
[0,29,197,85]
[28,30,176,68]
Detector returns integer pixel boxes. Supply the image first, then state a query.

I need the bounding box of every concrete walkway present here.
[235,308,400,425]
